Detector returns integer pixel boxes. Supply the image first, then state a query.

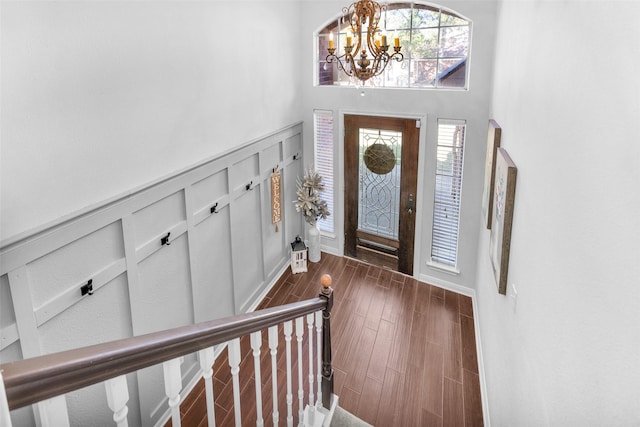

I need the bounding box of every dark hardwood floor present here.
[170,253,484,427]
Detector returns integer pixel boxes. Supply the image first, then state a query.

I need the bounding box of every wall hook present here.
[246,181,254,191]
[161,232,171,246]
[293,153,300,161]
[81,279,94,296]
[273,165,279,174]
[210,202,219,214]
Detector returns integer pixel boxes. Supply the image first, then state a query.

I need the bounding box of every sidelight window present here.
[314,110,335,234]
[431,119,466,267]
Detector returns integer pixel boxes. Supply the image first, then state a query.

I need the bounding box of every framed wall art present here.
[489,148,517,295]
[482,119,502,229]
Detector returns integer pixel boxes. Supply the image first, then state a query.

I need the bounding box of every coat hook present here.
[210,202,219,214]
[161,232,171,246]
[273,165,279,174]
[293,153,300,161]
[246,181,254,191]
[81,279,94,296]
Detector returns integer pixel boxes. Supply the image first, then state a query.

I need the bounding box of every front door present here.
[344,114,419,275]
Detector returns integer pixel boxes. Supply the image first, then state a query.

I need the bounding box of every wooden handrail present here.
[1,297,328,410]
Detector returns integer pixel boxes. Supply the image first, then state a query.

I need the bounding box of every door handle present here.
[408,193,415,214]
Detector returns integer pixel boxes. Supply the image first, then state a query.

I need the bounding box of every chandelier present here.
[326,0,403,85]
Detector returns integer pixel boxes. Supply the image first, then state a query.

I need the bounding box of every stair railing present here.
[0,275,335,427]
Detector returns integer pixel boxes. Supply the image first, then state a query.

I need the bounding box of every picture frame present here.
[489,148,517,295]
[482,119,502,229]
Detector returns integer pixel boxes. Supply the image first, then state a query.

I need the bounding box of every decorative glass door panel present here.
[358,128,402,240]
[345,115,419,275]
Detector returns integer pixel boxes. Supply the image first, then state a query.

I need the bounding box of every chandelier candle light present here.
[326,0,403,84]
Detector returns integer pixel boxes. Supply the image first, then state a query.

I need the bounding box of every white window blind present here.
[314,110,335,234]
[431,119,466,267]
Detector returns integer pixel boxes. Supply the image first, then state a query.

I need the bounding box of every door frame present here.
[336,110,427,278]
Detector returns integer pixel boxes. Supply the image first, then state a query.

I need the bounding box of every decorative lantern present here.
[290,236,308,274]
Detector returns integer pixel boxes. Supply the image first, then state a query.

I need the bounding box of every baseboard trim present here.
[417,273,474,298]
[471,293,491,427]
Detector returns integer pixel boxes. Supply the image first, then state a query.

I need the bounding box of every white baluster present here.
[0,370,13,427]
[163,357,182,427]
[306,313,316,424]
[250,331,264,427]
[284,320,294,427]
[105,375,129,427]
[228,338,242,427]
[38,395,70,427]
[307,313,315,425]
[198,347,216,427]
[295,317,304,426]
[268,325,279,426]
[315,310,323,408]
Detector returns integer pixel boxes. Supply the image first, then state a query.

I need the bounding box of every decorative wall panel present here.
[191,206,234,323]
[191,169,228,218]
[262,142,286,278]
[38,273,135,427]
[132,191,187,252]
[0,274,19,355]
[26,221,125,320]
[231,187,265,313]
[0,123,304,427]
[230,154,260,193]
[136,234,194,334]
[284,163,304,247]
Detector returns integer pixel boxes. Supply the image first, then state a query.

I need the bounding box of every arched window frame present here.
[315,2,472,89]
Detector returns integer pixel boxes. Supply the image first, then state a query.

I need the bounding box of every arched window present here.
[317,2,471,89]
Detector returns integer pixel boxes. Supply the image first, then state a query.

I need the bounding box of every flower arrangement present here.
[295,167,330,226]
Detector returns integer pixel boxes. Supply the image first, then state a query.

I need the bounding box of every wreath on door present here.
[363,143,396,175]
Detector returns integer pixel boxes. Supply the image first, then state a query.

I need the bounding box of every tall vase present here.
[307,223,321,263]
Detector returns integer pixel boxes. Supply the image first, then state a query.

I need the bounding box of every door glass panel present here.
[358,128,403,240]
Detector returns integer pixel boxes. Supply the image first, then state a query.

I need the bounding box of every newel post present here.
[319,274,334,410]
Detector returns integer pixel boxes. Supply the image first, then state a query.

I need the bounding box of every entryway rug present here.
[330,406,373,427]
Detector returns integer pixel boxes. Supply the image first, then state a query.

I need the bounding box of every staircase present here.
[0,276,337,427]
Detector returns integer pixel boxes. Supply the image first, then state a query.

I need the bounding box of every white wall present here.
[0,1,302,243]
[476,1,640,425]
[300,1,498,291]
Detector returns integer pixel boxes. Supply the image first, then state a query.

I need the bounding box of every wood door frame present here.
[343,113,422,275]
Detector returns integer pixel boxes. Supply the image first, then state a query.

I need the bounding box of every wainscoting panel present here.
[230,184,266,313]
[0,122,305,427]
[261,178,287,279]
[190,204,235,323]
[260,143,286,282]
[136,234,194,334]
[26,220,125,320]
[284,141,304,250]
[0,274,19,354]
[191,169,228,216]
[230,153,260,194]
[132,191,187,251]
[37,273,134,427]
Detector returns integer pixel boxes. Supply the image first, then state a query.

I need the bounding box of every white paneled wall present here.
[0,123,305,427]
